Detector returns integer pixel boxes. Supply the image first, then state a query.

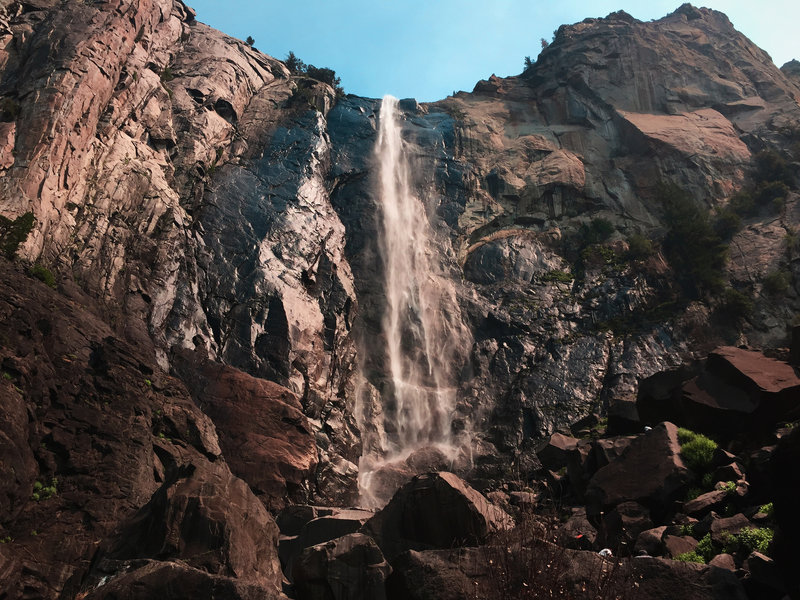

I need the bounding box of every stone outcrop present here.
[172,350,319,508]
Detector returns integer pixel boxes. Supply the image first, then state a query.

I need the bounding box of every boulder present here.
[599,501,654,554]
[710,513,752,545]
[743,552,785,600]
[292,533,391,600]
[684,490,730,517]
[98,461,283,592]
[172,351,318,508]
[557,510,598,551]
[80,560,288,600]
[708,553,736,570]
[283,508,375,581]
[277,505,335,537]
[586,422,690,516]
[635,526,667,557]
[536,432,579,470]
[664,535,698,559]
[362,472,513,559]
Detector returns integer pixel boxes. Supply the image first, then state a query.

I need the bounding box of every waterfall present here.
[358,95,472,506]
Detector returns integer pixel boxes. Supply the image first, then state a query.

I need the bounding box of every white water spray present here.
[358,95,472,504]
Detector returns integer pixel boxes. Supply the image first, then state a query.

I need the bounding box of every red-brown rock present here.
[172,350,318,509]
[586,422,690,516]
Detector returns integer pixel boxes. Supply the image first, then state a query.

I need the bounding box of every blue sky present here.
[187,1,799,102]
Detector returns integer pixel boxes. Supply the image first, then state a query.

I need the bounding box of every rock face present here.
[172,350,320,508]
[1,1,800,597]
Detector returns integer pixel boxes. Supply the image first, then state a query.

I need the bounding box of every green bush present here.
[284,51,344,97]
[540,269,573,284]
[759,502,774,517]
[675,550,705,563]
[695,533,715,562]
[718,287,754,321]
[29,264,55,288]
[626,233,655,260]
[722,527,773,556]
[0,97,21,121]
[762,270,790,296]
[0,212,35,258]
[580,217,615,245]
[754,150,793,188]
[713,207,742,240]
[658,183,728,297]
[678,427,718,473]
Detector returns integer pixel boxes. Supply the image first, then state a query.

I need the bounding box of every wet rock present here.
[292,533,391,600]
[362,472,513,559]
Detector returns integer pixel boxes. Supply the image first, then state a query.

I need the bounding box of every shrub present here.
[30,264,55,288]
[713,207,742,240]
[718,287,754,321]
[580,217,615,245]
[625,233,655,260]
[0,212,36,258]
[722,527,774,556]
[540,269,573,284]
[762,270,790,296]
[677,427,717,473]
[695,533,715,562]
[245,35,254,46]
[658,183,727,297]
[284,51,344,97]
[753,150,793,188]
[675,550,705,563]
[759,502,774,517]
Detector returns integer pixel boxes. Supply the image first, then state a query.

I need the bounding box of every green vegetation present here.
[762,269,791,296]
[144,378,152,387]
[245,35,255,46]
[695,533,714,562]
[0,211,36,259]
[625,233,655,261]
[759,502,774,517]
[160,67,174,83]
[540,269,573,284]
[717,287,754,322]
[677,427,718,473]
[284,51,344,97]
[31,478,58,502]
[29,264,55,288]
[675,550,705,563]
[2,372,11,381]
[722,527,774,556]
[720,480,736,494]
[658,183,727,298]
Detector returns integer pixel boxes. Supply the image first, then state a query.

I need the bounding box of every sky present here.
[187,1,799,103]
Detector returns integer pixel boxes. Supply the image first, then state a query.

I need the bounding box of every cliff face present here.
[1,0,799,596]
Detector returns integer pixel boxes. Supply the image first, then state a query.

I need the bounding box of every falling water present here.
[358,95,472,504]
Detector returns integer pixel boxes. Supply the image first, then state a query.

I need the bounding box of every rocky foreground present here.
[2,0,800,598]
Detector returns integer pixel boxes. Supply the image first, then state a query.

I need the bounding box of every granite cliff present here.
[0,0,799,597]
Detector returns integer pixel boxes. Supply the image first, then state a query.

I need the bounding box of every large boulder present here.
[362,472,513,559]
[89,461,284,594]
[292,533,391,600]
[586,422,690,516]
[172,350,318,508]
[80,560,287,600]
